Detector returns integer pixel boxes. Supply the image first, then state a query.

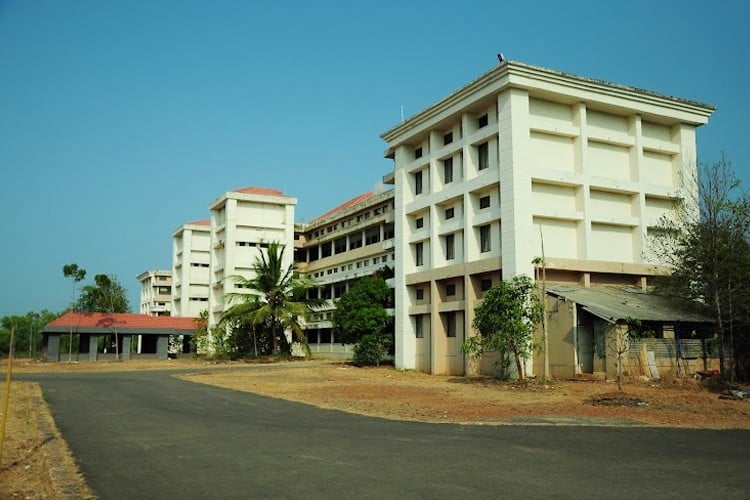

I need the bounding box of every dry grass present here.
[0,381,94,499]
[182,362,750,428]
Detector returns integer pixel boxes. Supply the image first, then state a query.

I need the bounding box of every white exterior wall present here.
[207,190,297,330]
[172,222,210,318]
[297,190,395,360]
[382,61,714,376]
[137,270,173,316]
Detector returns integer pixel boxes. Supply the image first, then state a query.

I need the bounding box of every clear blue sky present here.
[1,0,747,316]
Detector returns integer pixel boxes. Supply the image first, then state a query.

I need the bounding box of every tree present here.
[605,319,650,392]
[0,310,60,357]
[462,275,542,379]
[62,263,86,361]
[331,276,393,366]
[77,274,130,313]
[651,156,750,381]
[77,274,130,359]
[221,242,322,356]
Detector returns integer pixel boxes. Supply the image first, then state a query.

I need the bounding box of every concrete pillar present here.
[122,335,132,360]
[156,335,169,360]
[46,334,61,362]
[497,88,534,279]
[88,335,98,361]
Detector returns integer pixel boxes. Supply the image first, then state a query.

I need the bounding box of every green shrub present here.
[353,333,391,366]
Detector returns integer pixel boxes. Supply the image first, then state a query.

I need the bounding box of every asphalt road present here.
[21,368,750,499]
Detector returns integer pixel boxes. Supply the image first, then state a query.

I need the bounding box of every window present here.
[365,227,380,245]
[334,238,346,254]
[414,170,423,195]
[479,195,491,209]
[350,234,362,249]
[321,242,332,257]
[415,147,423,159]
[481,278,492,291]
[416,217,424,229]
[478,142,489,170]
[445,207,454,220]
[478,114,488,128]
[319,329,332,343]
[446,234,455,260]
[445,311,456,337]
[446,283,456,296]
[416,288,424,300]
[443,132,453,145]
[415,242,424,266]
[443,157,453,184]
[480,224,491,253]
[415,315,424,338]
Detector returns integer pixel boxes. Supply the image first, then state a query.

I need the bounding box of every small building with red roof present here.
[42,312,199,361]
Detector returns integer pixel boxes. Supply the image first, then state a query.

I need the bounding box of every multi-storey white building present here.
[207,187,296,329]
[296,189,395,358]
[381,60,715,375]
[136,270,173,316]
[171,220,211,318]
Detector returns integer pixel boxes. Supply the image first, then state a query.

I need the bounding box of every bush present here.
[353,333,391,366]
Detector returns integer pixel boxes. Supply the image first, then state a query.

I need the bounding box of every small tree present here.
[651,156,750,381]
[463,275,542,379]
[62,263,86,361]
[606,318,649,392]
[78,274,129,359]
[332,276,393,366]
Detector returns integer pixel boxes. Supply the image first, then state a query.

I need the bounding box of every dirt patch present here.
[182,362,750,429]
[587,393,649,407]
[2,357,749,498]
[0,381,94,500]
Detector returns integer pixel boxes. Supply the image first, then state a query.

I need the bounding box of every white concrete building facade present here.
[381,60,715,375]
[172,220,211,318]
[207,187,297,329]
[296,190,395,358]
[137,270,173,316]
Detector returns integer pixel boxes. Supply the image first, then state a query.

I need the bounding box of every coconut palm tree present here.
[222,242,322,355]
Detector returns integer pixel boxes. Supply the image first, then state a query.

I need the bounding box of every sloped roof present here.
[44,312,199,335]
[312,192,375,222]
[546,285,715,324]
[186,219,210,226]
[232,186,287,197]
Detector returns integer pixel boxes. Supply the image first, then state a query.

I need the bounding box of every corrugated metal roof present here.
[546,285,715,324]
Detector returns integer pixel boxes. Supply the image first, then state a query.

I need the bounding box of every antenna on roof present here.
[497,52,506,64]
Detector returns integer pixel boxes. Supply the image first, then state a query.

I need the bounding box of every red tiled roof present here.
[232,186,287,197]
[312,192,375,222]
[45,312,199,332]
[187,219,210,226]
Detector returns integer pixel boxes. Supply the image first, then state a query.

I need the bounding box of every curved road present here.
[22,368,750,499]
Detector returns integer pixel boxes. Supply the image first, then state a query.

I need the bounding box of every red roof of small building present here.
[186,219,210,226]
[232,186,287,197]
[312,192,375,222]
[45,312,199,332]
